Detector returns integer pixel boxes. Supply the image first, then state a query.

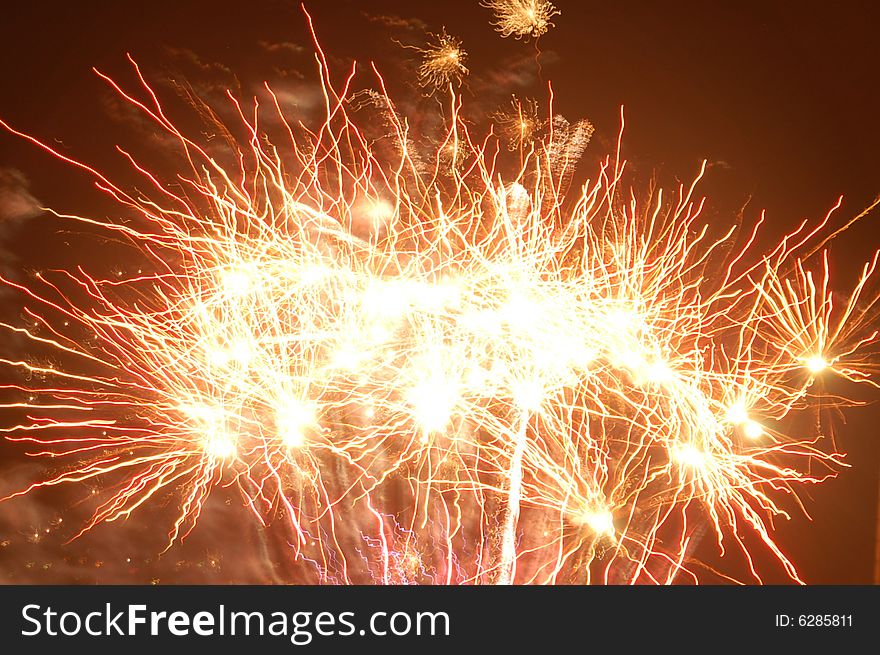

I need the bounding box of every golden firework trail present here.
[0,18,878,584]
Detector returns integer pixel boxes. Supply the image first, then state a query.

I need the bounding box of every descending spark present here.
[0,23,878,585]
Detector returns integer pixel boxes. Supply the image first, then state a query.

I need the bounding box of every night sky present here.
[0,0,879,584]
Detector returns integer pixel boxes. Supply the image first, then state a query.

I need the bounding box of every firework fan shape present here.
[0,16,878,586]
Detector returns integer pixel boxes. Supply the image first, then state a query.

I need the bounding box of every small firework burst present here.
[483,0,561,40]
[493,96,544,150]
[415,29,469,92]
[437,134,474,172]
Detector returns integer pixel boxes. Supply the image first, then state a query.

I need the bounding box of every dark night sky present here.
[0,1,879,583]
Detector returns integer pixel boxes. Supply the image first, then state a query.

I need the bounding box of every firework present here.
[0,25,877,585]
[483,0,561,40]
[543,114,594,173]
[492,96,543,151]
[410,29,469,92]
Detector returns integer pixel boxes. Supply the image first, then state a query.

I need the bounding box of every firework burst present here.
[483,0,561,40]
[409,28,469,93]
[0,23,878,585]
[492,96,543,151]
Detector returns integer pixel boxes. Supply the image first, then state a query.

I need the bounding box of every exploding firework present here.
[492,96,543,151]
[0,19,878,585]
[409,28,469,93]
[483,0,561,40]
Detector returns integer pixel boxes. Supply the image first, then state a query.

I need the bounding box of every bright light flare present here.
[742,419,764,440]
[806,354,829,374]
[407,376,459,435]
[275,398,319,449]
[580,509,615,537]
